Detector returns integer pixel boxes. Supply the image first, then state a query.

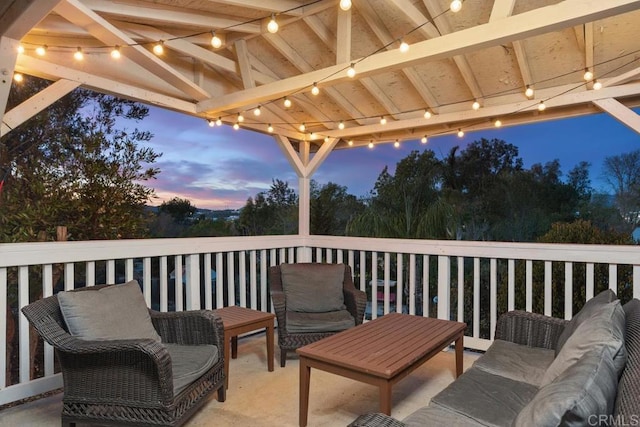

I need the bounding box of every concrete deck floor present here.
[0,332,480,427]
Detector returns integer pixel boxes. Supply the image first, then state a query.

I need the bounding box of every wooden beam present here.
[206,0,305,16]
[489,0,517,21]
[198,0,640,114]
[274,134,304,177]
[593,97,640,134]
[55,0,210,101]
[1,79,80,136]
[336,7,351,64]
[0,37,20,128]
[604,66,640,87]
[307,137,339,177]
[584,22,594,88]
[0,0,61,39]
[234,39,255,89]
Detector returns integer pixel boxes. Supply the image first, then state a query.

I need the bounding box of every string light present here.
[380,116,387,125]
[153,41,164,55]
[74,47,84,61]
[13,73,23,83]
[237,113,244,122]
[348,140,353,146]
[593,80,602,90]
[208,119,215,127]
[283,97,292,108]
[472,100,480,110]
[450,0,463,13]
[339,0,352,11]
[347,63,356,78]
[394,139,400,148]
[338,120,345,130]
[399,39,409,53]
[311,83,320,95]
[233,122,240,130]
[254,106,261,116]
[267,123,274,133]
[35,45,47,56]
[111,46,121,59]
[368,141,374,149]
[424,109,432,119]
[17,45,25,54]
[457,129,464,137]
[494,119,502,127]
[421,135,428,143]
[211,31,222,49]
[267,14,279,33]
[216,117,222,126]
[583,68,593,81]
[538,101,546,111]
[525,85,534,98]
[299,123,306,132]
[309,131,315,139]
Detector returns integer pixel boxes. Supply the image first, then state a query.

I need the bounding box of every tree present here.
[602,150,640,228]
[238,179,298,235]
[159,197,197,224]
[310,181,364,235]
[0,76,160,242]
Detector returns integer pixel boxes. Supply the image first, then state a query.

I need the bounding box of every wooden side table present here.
[213,306,276,389]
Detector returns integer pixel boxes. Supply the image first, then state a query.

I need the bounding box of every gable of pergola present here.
[2,0,640,234]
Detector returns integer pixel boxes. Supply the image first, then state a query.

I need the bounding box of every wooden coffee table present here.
[213,306,275,389]
[296,313,466,426]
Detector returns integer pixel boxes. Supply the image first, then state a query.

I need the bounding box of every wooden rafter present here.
[593,98,640,133]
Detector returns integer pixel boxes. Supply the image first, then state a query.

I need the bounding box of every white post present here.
[185,254,201,310]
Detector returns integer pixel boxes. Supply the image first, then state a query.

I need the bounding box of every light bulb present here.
[299,123,306,132]
[216,117,222,126]
[311,83,319,95]
[538,101,546,111]
[380,116,387,125]
[421,136,428,144]
[424,109,432,119]
[36,45,47,56]
[394,140,400,148]
[267,14,278,33]
[472,100,480,110]
[13,73,23,83]
[111,46,121,59]
[494,119,502,128]
[237,113,244,122]
[233,122,240,130]
[457,129,464,137]
[583,69,593,81]
[348,140,353,146]
[211,32,222,49]
[399,40,409,53]
[208,119,215,127]
[593,80,602,90]
[17,45,25,54]
[339,0,352,11]
[450,0,462,13]
[283,97,292,108]
[74,47,84,61]
[368,141,374,149]
[525,85,534,98]
[267,124,274,133]
[253,106,261,116]
[309,132,315,139]
[347,63,356,78]
[153,42,164,55]
[338,121,345,130]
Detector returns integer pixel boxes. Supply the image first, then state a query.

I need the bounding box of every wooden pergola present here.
[2,0,640,233]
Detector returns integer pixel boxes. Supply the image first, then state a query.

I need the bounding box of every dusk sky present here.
[137,106,640,210]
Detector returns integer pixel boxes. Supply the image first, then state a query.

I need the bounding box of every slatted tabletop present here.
[296,313,466,426]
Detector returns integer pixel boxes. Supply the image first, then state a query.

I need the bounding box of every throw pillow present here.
[614,299,640,418]
[58,280,161,342]
[515,347,618,427]
[281,263,346,313]
[542,299,626,386]
[555,289,617,355]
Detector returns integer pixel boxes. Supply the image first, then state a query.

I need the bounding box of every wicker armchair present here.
[269,263,367,367]
[21,284,226,427]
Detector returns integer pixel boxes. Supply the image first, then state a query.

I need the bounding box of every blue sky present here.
[138,107,640,210]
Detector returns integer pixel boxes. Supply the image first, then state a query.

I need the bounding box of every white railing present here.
[1,235,639,405]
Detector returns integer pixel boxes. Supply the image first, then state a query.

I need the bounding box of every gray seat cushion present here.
[58,280,161,342]
[281,263,346,312]
[286,309,355,333]
[402,404,486,427]
[165,343,219,395]
[515,347,618,427]
[431,367,538,427]
[473,339,555,387]
[614,299,640,418]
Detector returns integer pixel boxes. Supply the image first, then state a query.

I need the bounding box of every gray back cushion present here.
[614,299,640,418]
[58,280,161,342]
[555,289,617,355]
[281,263,346,313]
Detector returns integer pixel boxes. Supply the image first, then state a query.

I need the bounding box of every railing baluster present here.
[371,251,378,320]
[609,264,617,293]
[227,252,235,306]
[160,256,168,312]
[43,265,54,377]
[383,252,390,314]
[65,263,74,291]
[239,251,247,307]
[216,253,224,308]
[260,250,268,312]
[204,253,213,310]
[396,253,403,314]
[634,265,640,299]
[457,256,464,323]
[526,260,533,312]
[143,257,152,307]
[125,258,134,282]
[175,256,183,311]
[107,259,115,283]
[0,267,7,389]
[508,259,515,311]
[586,263,594,300]
[544,261,552,316]
[86,261,95,287]
[423,255,429,317]
[19,266,29,383]
[437,256,451,321]
[490,258,497,340]
[473,258,480,338]
[359,251,366,292]
[565,262,573,320]
[409,254,416,316]
[250,250,257,310]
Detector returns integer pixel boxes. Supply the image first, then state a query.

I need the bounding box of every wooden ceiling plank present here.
[593,97,640,134]
[1,79,80,137]
[489,0,516,21]
[206,0,304,16]
[55,0,210,101]
[603,66,640,87]
[82,0,260,33]
[336,7,351,64]
[0,0,62,39]
[197,0,640,114]
[15,55,198,115]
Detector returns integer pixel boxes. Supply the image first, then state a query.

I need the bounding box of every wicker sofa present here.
[351,291,640,427]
